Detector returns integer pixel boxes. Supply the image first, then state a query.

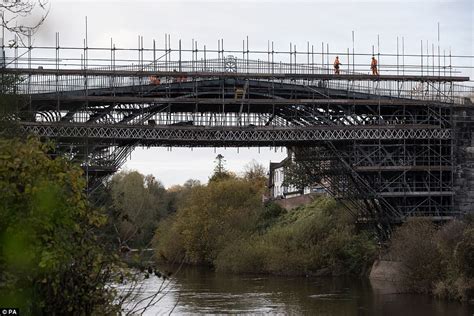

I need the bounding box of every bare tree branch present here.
[1,0,50,46]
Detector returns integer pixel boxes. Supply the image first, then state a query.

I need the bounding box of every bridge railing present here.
[11,68,473,105]
[2,42,470,76]
[2,45,473,104]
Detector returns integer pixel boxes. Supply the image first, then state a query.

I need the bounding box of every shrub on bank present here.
[154,179,377,277]
[215,198,376,276]
[390,218,474,301]
[154,215,186,264]
[390,219,444,293]
[214,237,268,274]
[153,177,264,265]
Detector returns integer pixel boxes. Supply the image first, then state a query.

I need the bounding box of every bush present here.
[389,218,474,301]
[153,174,377,277]
[185,194,376,276]
[434,277,473,301]
[454,228,474,279]
[0,138,120,314]
[257,203,286,231]
[153,215,186,264]
[154,177,264,265]
[390,218,443,293]
[108,171,167,248]
[214,237,267,274]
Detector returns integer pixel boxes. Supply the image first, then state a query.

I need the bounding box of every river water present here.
[120,266,473,315]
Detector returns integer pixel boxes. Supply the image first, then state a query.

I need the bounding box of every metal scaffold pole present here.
[1,35,472,222]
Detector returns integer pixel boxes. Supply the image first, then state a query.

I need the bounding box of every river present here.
[119,266,473,315]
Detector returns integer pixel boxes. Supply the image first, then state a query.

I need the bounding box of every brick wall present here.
[273,193,322,210]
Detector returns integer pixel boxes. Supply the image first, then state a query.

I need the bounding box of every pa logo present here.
[0,308,19,315]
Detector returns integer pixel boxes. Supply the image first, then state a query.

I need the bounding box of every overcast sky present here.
[10,0,473,187]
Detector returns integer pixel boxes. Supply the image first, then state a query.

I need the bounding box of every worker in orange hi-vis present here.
[371,56,379,75]
[333,56,341,74]
[149,76,160,85]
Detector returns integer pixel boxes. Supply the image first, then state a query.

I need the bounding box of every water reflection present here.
[123,265,472,315]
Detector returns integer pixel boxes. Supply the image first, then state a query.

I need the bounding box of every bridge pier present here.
[454,107,474,216]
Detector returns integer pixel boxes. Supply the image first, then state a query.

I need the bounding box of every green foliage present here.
[154,175,377,277]
[108,171,167,248]
[165,179,201,214]
[153,215,186,265]
[0,138,120,314]
[0,74,27,136]
[214,237,268,274]
[454,227,474,279]
[154,177,264,265]
[282,159,317,190]
[216,197,376,276]
[243,160,268,191]
[208,169,235,183]
[0,74,26,116]
[209,154,235,183]
[390,218,444,293]
[390,218,474,301]
[257,203,286,231]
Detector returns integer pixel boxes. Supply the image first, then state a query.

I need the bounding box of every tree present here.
[0,73,27,138]
[154,177,263,265]
[282,154,322,191]
[214,154,225,173]
[183,178,201,189]
[0,138,120,314]
[209,154,234,182]
[243,160,268,191]
[1,0,49,43]
[109,171,167,248]
[1,1,49,124]
[165,179,201,214]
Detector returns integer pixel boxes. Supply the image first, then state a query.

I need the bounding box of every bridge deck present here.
[3,68,470,82]
[27,94,472,109]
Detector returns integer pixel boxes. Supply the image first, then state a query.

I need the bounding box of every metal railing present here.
[2,43,472,105]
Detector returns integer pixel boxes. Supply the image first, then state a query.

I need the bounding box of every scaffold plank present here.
[2,68,470,82]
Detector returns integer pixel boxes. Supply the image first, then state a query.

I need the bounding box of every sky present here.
[6,0,473,187]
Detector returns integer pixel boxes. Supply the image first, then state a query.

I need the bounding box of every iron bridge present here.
[1,42,474,227]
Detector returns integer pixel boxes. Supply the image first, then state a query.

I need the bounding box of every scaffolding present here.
[1,37,473,224]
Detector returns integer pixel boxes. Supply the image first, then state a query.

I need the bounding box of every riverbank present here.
[213,197,376,276]
[152,176,473,302]
[382,218,474,302]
